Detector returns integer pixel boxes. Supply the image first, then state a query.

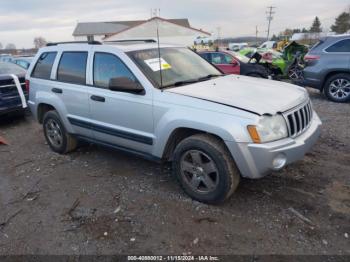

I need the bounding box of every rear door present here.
[86,48,154,154]
[50,48,92,137]
[211,52,240,75]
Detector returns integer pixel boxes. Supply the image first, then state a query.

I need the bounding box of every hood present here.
[166,75,308,115]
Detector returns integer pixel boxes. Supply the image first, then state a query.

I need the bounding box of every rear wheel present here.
[172,134,240,204]
[324,73,350,103]
[43,110,77,154]
[288,65,303,81]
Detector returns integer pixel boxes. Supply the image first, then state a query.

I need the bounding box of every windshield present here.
[128,47,222,88]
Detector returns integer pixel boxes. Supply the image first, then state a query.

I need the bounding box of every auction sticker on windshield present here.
[144,58,172,71]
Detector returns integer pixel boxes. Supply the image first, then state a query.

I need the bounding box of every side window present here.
[325,39,350,53]
[224,54,233,64]
[211,53,231,64]
[199,53,210,62]
[57,52,88,85]
[93,52,137,89]
[211,53,225,64]
[31,52,57,79]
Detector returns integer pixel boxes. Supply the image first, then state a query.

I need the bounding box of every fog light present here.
[272,154,287,170]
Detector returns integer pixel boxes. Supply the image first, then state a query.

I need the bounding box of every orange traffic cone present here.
[0,136,8,145]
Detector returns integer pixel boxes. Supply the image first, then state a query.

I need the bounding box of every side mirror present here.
[109,77,144,94]
[231,60,239,66]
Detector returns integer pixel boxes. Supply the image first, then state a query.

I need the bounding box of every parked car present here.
[26,41,321,203]
[259,41,277,49]
[199,50,269,78]
[302,35,350,102]
[12,57,33,70]
[0,62,28,117]
[228,43,248,51]
[0,54,13,63]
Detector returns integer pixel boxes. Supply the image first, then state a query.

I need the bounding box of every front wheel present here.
[324,73,350,103]
[172,134,240,204]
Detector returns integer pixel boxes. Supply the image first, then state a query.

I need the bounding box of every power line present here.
[266,6,276,40]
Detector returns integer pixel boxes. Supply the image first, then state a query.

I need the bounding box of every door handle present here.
[52,88,63,94]
[90,95,105,102]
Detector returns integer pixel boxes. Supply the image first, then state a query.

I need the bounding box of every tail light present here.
[25,79,30,93]
[304,55,320,62]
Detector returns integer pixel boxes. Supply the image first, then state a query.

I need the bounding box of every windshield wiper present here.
[162,79,199,88]
[161,74,222,89]
[197,74,222,81]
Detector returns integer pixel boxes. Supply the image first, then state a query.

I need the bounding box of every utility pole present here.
[151,8,160,18]
[217,26,221,50]
[255,25,259,45]
[266,6,276,40]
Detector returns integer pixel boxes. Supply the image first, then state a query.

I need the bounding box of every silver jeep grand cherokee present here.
[26,41,322,203]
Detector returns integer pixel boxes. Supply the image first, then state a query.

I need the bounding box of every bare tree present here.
[34,37,47,49]
[5,43,16,50]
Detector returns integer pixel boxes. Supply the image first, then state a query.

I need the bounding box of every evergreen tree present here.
[310,16,322,33]
[331,12,350,34]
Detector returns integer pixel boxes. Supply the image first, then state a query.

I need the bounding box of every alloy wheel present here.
[329,78,350,99]
[45,119,63,147]
[180,150,219,194]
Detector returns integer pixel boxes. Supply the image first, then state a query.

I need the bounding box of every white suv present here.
[26,41,322,203]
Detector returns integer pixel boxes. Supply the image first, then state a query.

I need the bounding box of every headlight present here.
[247,115,288,143]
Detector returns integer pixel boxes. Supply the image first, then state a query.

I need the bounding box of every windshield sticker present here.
[144,58,172,72]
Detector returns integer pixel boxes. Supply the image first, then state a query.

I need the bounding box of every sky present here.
[0,0,349,48]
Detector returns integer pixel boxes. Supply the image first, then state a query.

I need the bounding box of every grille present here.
[283,101,313,138]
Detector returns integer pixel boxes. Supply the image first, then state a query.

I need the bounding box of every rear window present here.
[31,52,57,79]
[57,52,88,85]
[310,40,324,51]
[325,39,350,52]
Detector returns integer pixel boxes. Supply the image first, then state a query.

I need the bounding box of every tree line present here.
[272,9,349,40]
[0,36,47,50]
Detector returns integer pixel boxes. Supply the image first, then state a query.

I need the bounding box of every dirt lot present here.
[0,88,349,256]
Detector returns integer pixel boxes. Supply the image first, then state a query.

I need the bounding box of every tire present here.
[172,134,240,204]
[288,66,303,81]
[324,73,350,103]
[43,110,77,154]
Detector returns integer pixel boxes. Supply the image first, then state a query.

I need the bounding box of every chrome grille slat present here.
[297,110,303,133]
[305,105,309,124]
[301,107,307,128]
[291,113,297,136]
[283,100,313,138]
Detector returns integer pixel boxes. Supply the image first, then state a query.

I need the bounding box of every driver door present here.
[87,51,154,154]
[211,52,240,75]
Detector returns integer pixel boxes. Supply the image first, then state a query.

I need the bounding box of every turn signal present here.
[247,125,261,144]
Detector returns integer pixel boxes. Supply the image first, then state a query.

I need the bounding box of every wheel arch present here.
[161,127,231,161]
[37,103,56,124]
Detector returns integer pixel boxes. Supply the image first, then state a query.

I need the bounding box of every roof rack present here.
[46,41,102,46]
[103,39,157,44]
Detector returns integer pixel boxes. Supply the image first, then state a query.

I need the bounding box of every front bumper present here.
[0,104,25,116]
[226,111,322,179]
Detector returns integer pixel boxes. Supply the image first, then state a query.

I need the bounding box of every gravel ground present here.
[0,88,349,256]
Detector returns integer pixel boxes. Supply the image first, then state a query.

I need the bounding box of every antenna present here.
[155,18,163,88]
